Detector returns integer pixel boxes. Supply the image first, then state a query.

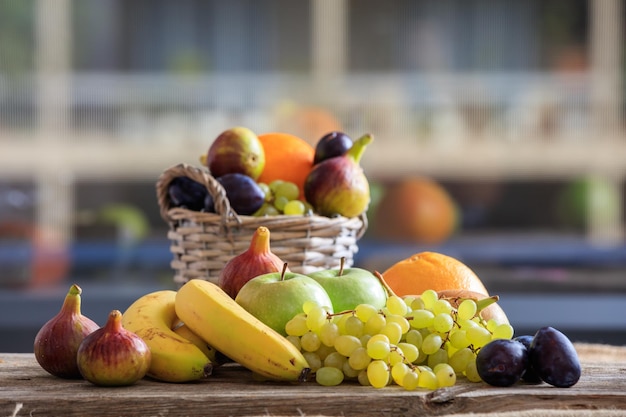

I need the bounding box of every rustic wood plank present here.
[1,351,625,417]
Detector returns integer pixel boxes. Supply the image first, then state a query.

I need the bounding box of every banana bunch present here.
[122,290,216,382]
[175,279,311,382]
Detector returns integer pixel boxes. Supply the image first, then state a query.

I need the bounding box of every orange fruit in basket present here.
[374,176,458,244]
[257,132,315,199]
[381,251,489,296]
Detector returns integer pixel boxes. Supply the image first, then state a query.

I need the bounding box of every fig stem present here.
[374,271,397,298]
[347,133,373,164]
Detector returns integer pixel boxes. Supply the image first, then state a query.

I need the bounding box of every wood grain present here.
[1,348,625,417]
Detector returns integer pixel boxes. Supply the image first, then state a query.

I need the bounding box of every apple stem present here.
[374,271,397,298]
[280,263,288,281]
[338,257,345,276]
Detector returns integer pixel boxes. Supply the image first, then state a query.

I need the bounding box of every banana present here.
[175,279,311,382]
[172,321,220,363]
[122,290,213,383]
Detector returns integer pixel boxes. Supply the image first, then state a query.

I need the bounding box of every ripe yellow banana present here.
[172,321,219,362]
[122,290,213,382]
[175,279,311,382]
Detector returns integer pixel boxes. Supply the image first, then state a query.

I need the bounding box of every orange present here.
[256,132,315,199]
[374,176,458,244]
[381,251,489,296]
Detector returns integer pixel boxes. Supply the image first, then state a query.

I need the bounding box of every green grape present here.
[409,309,434,329]
[397,342,419,363]
[286,335,301,351]
[274,195,289,212]
[354,304,378,322]
[348,346,371,370]
[334,335,362,357]
[342,360,360,379]
[359,334,372,348]
[367,360,390,388]
[421,333,443,355]
[283,200,306,215]
[302,300,318,314]
[380,322,403,345]
[306,306,327,332]
[492,323,514,340]
[357,369,371,386]
[410,297,426,311]
[467,326,492,348]
[457,299,478,320]
[486,318,498,332]
[435,363,456,387]
[402,370,420,390]
[368,333,389,344]
[334,313,350,333]
[324,351,347,370]
[417,368,438,390]
[302,351,322,372]
[386,295,408,316]
[366,339,391,360]
[388,347,404,366]
[427,348,448,369]
[273,181,300,201]
[402,295,417,307]
[315,366,344,386]
[449,329,471,349]
[420,289,439,310]
[343,315,365,337]
[465,358,482,382]
[386,314,410,334]
[258,182,272,201]
[301,331,321,352]
[268,179,285,193]
[432,313,454,333]
[448,347,475,374]
[319,321,340,347]
[404,329,423,348]
[432,299,453,315]
[391,362,411,386]
[364,313,386,335]
[285,314,309,337]
[315,343,335,361]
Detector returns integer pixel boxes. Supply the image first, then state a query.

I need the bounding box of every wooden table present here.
[1,344,625,417]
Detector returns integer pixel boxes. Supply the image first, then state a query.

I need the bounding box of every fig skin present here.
[206,127,265,180]
[33,284,100,379]
[77,310,151,387]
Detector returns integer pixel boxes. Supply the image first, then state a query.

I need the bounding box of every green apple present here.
[234,268,333,336]
[307,260,388,312]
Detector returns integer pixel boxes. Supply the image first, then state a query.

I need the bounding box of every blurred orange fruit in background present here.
[381,251,488,296]
[374,176,458,244]
[257,132,315,199]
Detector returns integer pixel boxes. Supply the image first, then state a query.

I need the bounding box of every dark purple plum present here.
[168,177,213,212]
[217,173,264,215]
[513,335,542,383]
[476,339,529,387]
[529,327,581,388]
[313,131,353,165]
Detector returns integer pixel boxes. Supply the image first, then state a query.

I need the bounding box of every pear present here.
[304,133,372,218]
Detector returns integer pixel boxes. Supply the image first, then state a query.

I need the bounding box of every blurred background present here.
[1,0,625,351]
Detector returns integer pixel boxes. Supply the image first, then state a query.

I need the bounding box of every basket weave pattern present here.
[156,163,367,286]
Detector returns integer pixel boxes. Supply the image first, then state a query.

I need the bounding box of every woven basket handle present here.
[156,163,238,225]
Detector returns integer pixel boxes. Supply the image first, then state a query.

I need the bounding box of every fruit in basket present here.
[307,257,387,312]
[235,264,334,336]
[205,126,265,180]
[33,284,99,379]
[381,251,489,296]
[167,176,214,212]
[304,133,373,218]
[122,290,215,382]
[313,131,353,165]
[374,176,457,244]
[529,326,581,388]
[217,173,264,215]
[218,226,287,298]
[77,310,151,386]
[257,132,315,200]
[175,279,311,382]
[475,339,529,387]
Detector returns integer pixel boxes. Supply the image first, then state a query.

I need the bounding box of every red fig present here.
[205,126,265,180]
[217,226,287,298]
[33,284,99,379]
[77,310,151,386]
[304,133,372,218]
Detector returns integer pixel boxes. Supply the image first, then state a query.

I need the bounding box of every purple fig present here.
[33,284,100,379]
[77,310,151,386]
[304,133,372,218]
[205,127,265,180]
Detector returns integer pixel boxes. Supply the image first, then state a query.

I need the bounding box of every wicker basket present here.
[156,163,368,287]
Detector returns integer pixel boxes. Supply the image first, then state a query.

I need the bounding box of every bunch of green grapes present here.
[253,180,313,216]
[284,290,514,390]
